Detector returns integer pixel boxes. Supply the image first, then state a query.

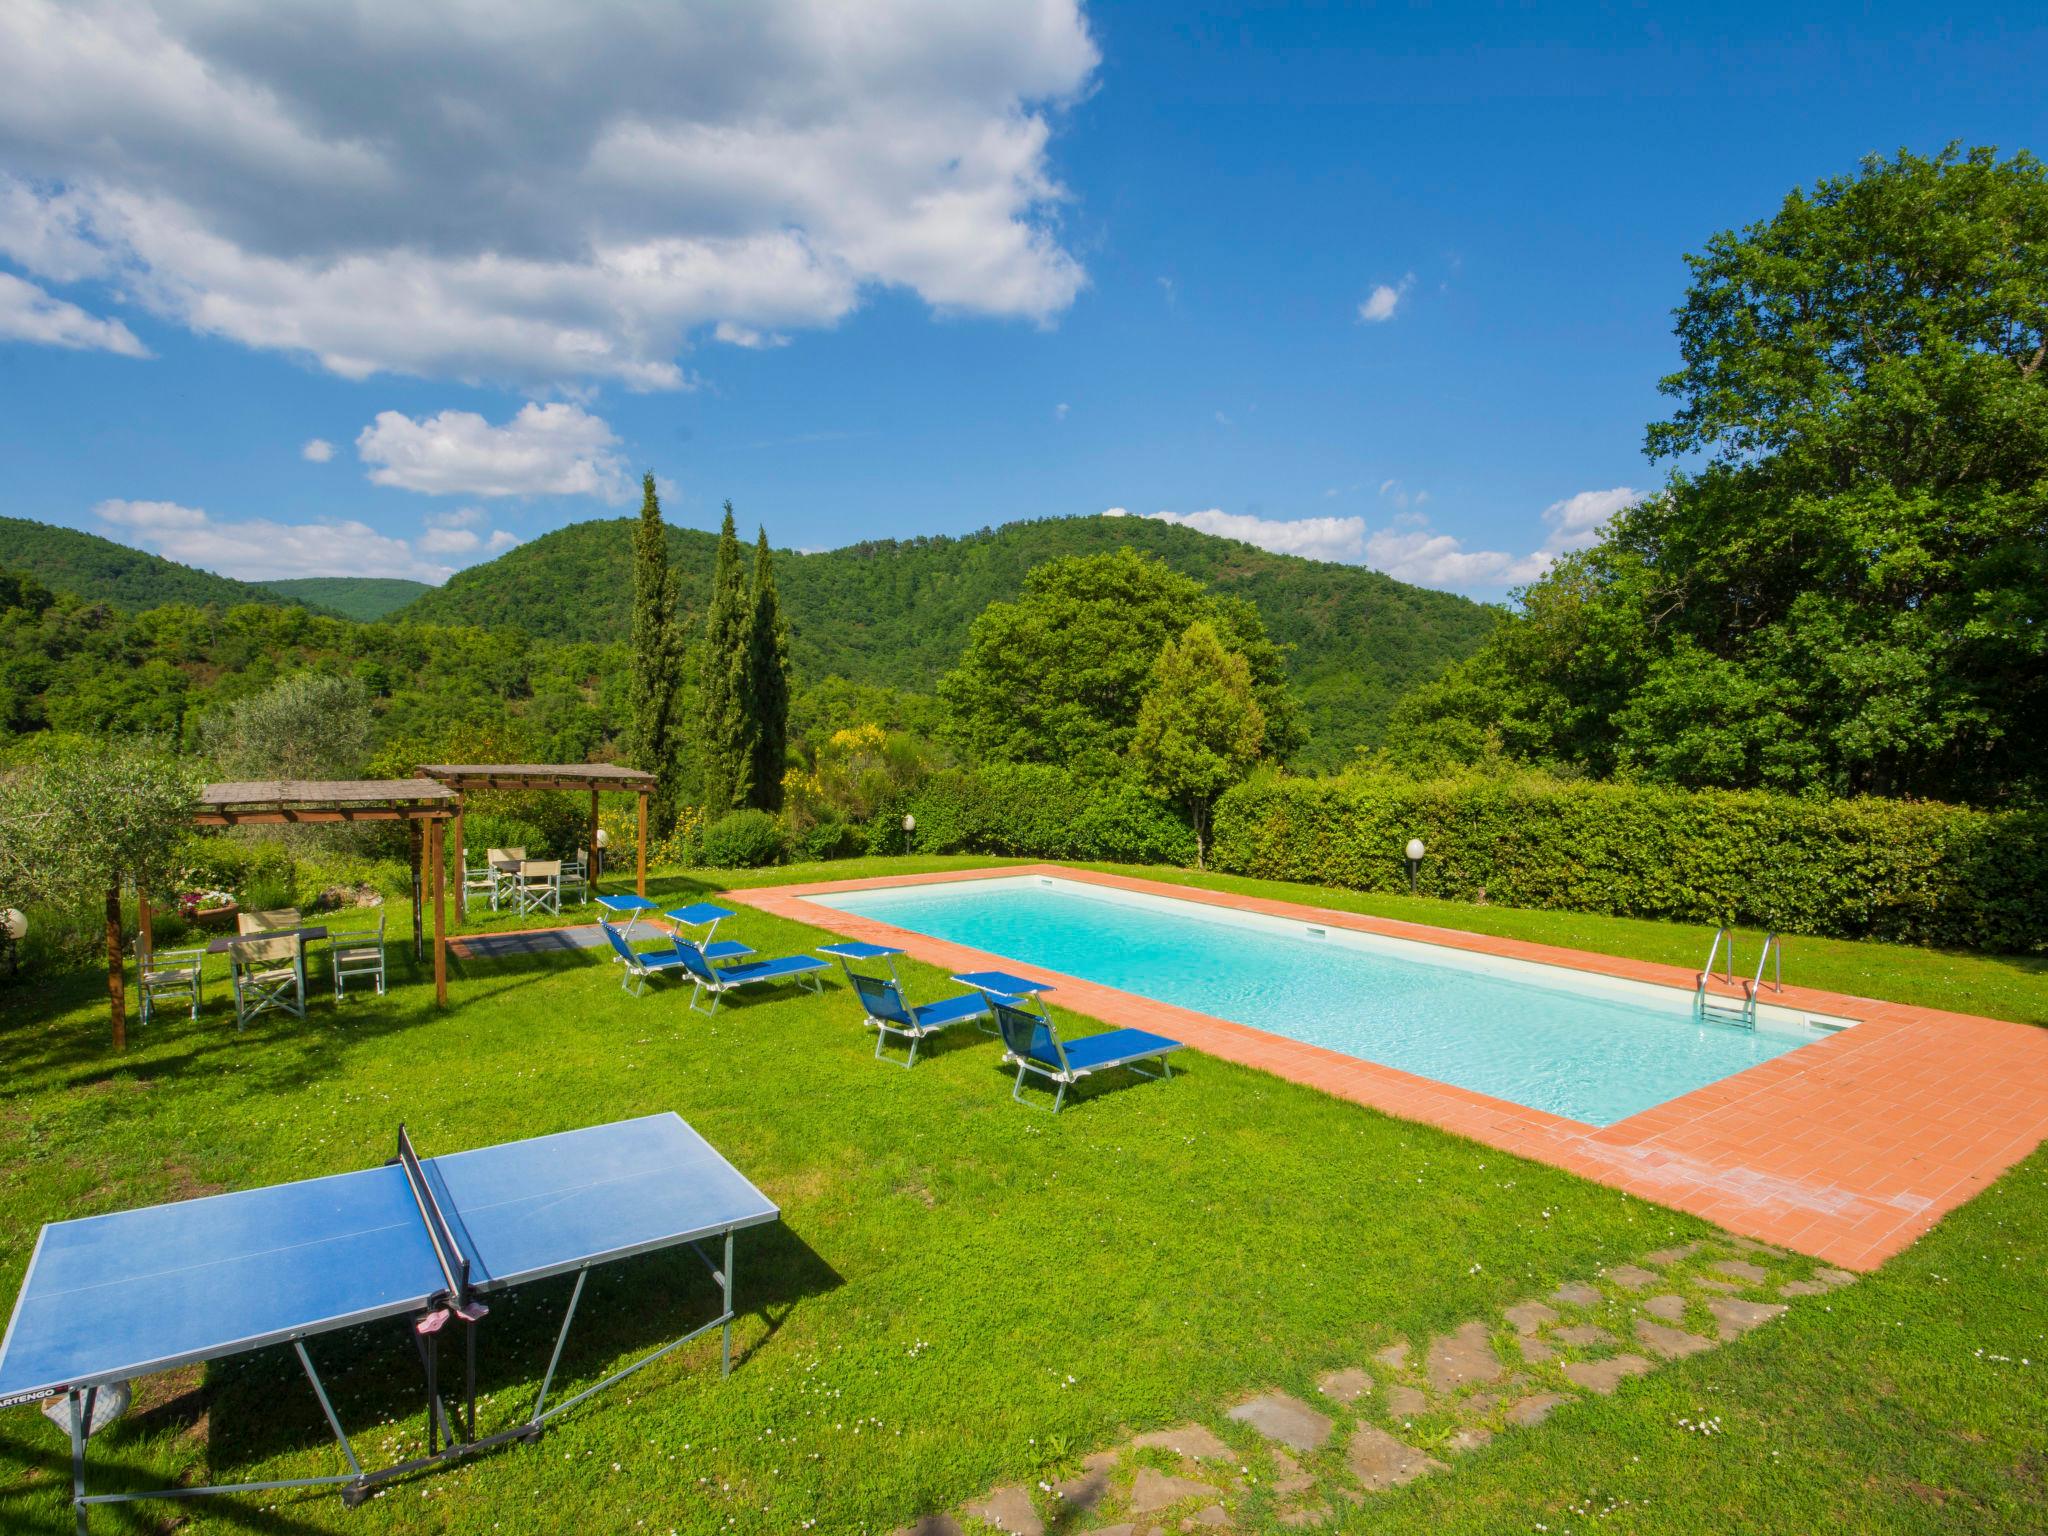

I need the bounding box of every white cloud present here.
[356,402,631,502]
[0,269,147,354]
[0,0,1098,388]
[1358,273,1414,323]
[713,320,788,350]
[417,504,521,557]
[1054,401,1069,421]
[1146,509,1366,563]
[1538,485,1640,553]
[95,498,455,582]
[300,437,334,463]
[1100,506,1129,517]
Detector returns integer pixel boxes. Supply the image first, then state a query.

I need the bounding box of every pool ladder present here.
[1695,928,1781,1028]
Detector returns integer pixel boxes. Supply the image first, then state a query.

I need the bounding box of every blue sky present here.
[0,2,2041,593]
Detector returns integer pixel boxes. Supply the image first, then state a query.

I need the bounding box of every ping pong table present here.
[0,1113,779,1532]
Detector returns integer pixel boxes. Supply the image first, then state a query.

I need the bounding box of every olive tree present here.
[0,740,198,1049]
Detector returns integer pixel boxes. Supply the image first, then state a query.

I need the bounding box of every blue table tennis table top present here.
[0,1113,778,1405]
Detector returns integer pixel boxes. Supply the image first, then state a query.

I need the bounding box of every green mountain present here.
[397,514,1499,764]
[262,577,431,621]
[0,515,306,612]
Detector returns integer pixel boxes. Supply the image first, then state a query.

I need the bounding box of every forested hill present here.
[0,515,309,613]
[260,577,431,620]
[398,514,1499,764]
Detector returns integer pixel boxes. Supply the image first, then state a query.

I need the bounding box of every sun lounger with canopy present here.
[671,941,828,1016]
[986,996,1183,1112]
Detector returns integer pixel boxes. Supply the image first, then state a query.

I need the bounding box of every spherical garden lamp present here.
[2,908,23,976]
[1404,838,1426,896]
[593,826,609,880]
[902,812,916,857]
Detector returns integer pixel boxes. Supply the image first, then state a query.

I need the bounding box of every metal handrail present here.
[1752,931,1782,996]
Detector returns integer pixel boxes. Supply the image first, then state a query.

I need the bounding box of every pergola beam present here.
[415,764,654,922]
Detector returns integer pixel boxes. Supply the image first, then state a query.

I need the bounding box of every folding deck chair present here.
[819,942,993,1067]
[988,997,1183,1112]
[672,940,829,1016]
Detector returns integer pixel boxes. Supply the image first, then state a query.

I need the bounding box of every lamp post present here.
[2,907,23,976]
[594,826,608,882]
[1404,838,1426,897]
[902,812,916,858]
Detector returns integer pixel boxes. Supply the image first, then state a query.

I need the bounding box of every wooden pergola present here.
[415,763,655,923]
[183,779,459,1007]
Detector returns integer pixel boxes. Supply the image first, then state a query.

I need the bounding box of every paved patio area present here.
[732,864,2048,1270]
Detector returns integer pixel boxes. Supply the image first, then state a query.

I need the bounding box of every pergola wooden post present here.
[194,780,459,1008]
[414,764,658,924]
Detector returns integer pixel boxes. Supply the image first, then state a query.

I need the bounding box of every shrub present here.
[794,818,866,863]
[1210,771,2048,953]
[891,764,1197,866]
[700,808,787,868]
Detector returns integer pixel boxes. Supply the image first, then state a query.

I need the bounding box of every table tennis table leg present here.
[68,1388,89,1536]
[722,1229,734,1378]
[532,1268,589,1423]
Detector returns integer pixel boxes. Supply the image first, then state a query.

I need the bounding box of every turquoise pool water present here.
[809,876,1843,1126]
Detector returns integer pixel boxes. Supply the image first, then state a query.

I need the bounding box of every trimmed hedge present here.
[878,764,1198,867]
[1211,774,2048,953]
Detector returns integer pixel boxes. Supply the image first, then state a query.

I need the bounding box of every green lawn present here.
[0,858,2041,1534]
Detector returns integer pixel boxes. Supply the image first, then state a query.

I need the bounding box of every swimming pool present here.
[807,875,1852,1126]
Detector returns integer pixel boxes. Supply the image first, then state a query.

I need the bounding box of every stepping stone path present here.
[1131,1423,1231,1461]
[1228,1392,1332,1451]
[1562,1353,1654,1394]
[1348,1425,1445,1490]
[1425,1321,1507,1391]
[967,1486,1043,1535]
[1635,1319,1716,1359]
[1710,1258,1770,1284]
[1130,1467,1215,1515]
[897,1234,1852,1535]
[1316,1366,1373,1404]
[1708,1296,1788,1339]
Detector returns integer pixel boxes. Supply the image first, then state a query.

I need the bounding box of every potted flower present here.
[179,888,239,930]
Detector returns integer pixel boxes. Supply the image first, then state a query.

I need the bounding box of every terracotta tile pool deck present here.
[730,863,2048,1272]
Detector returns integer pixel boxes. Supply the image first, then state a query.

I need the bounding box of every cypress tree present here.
[699,501,754,813]
[746,527,790,811]
[627,473,686,827]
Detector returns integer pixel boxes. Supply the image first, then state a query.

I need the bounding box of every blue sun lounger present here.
[818,942,993,1067]
[673,940,828,1016]
[988,996,1183,1112]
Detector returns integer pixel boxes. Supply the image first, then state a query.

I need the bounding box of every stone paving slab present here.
[1635,1318,1716,1359]
[1444,1424,1494,1454]
[966,1485,1043,1535]
[1228,1392,1332,1452]
[1131,1467,1218,1515]
[1551,1324,1616,1348]
[1504,1391,1571,1426]
[1425,1320,1507,1391]
[1710,1257,1770,1284]
[1132,1423,1232,1461]
[1643,1241,1703,1267]
[1385,1383,1430,1418]
[1551,1280,1603,1306]
[1641,1293,1688,1322]
[1504,1300,1558,1334]
[1347,1425,1445,1491]
[1373,1340,1411,1372]
[1518,1335,1557,1363]
[1560,1353,1653,1394]
[1054,1451,1117,1515]
[1708,1296,1788,1339]
[1270,1450,1314,1496]
[1607,1263,1660,1290]
[893,1518,964,1536]
[1317,1366,1373,1403]
[1184,1505,1231,1528]
[1780,1267,1856,1296]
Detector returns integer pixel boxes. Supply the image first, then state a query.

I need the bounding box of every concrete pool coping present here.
[730,863,2048,1271]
